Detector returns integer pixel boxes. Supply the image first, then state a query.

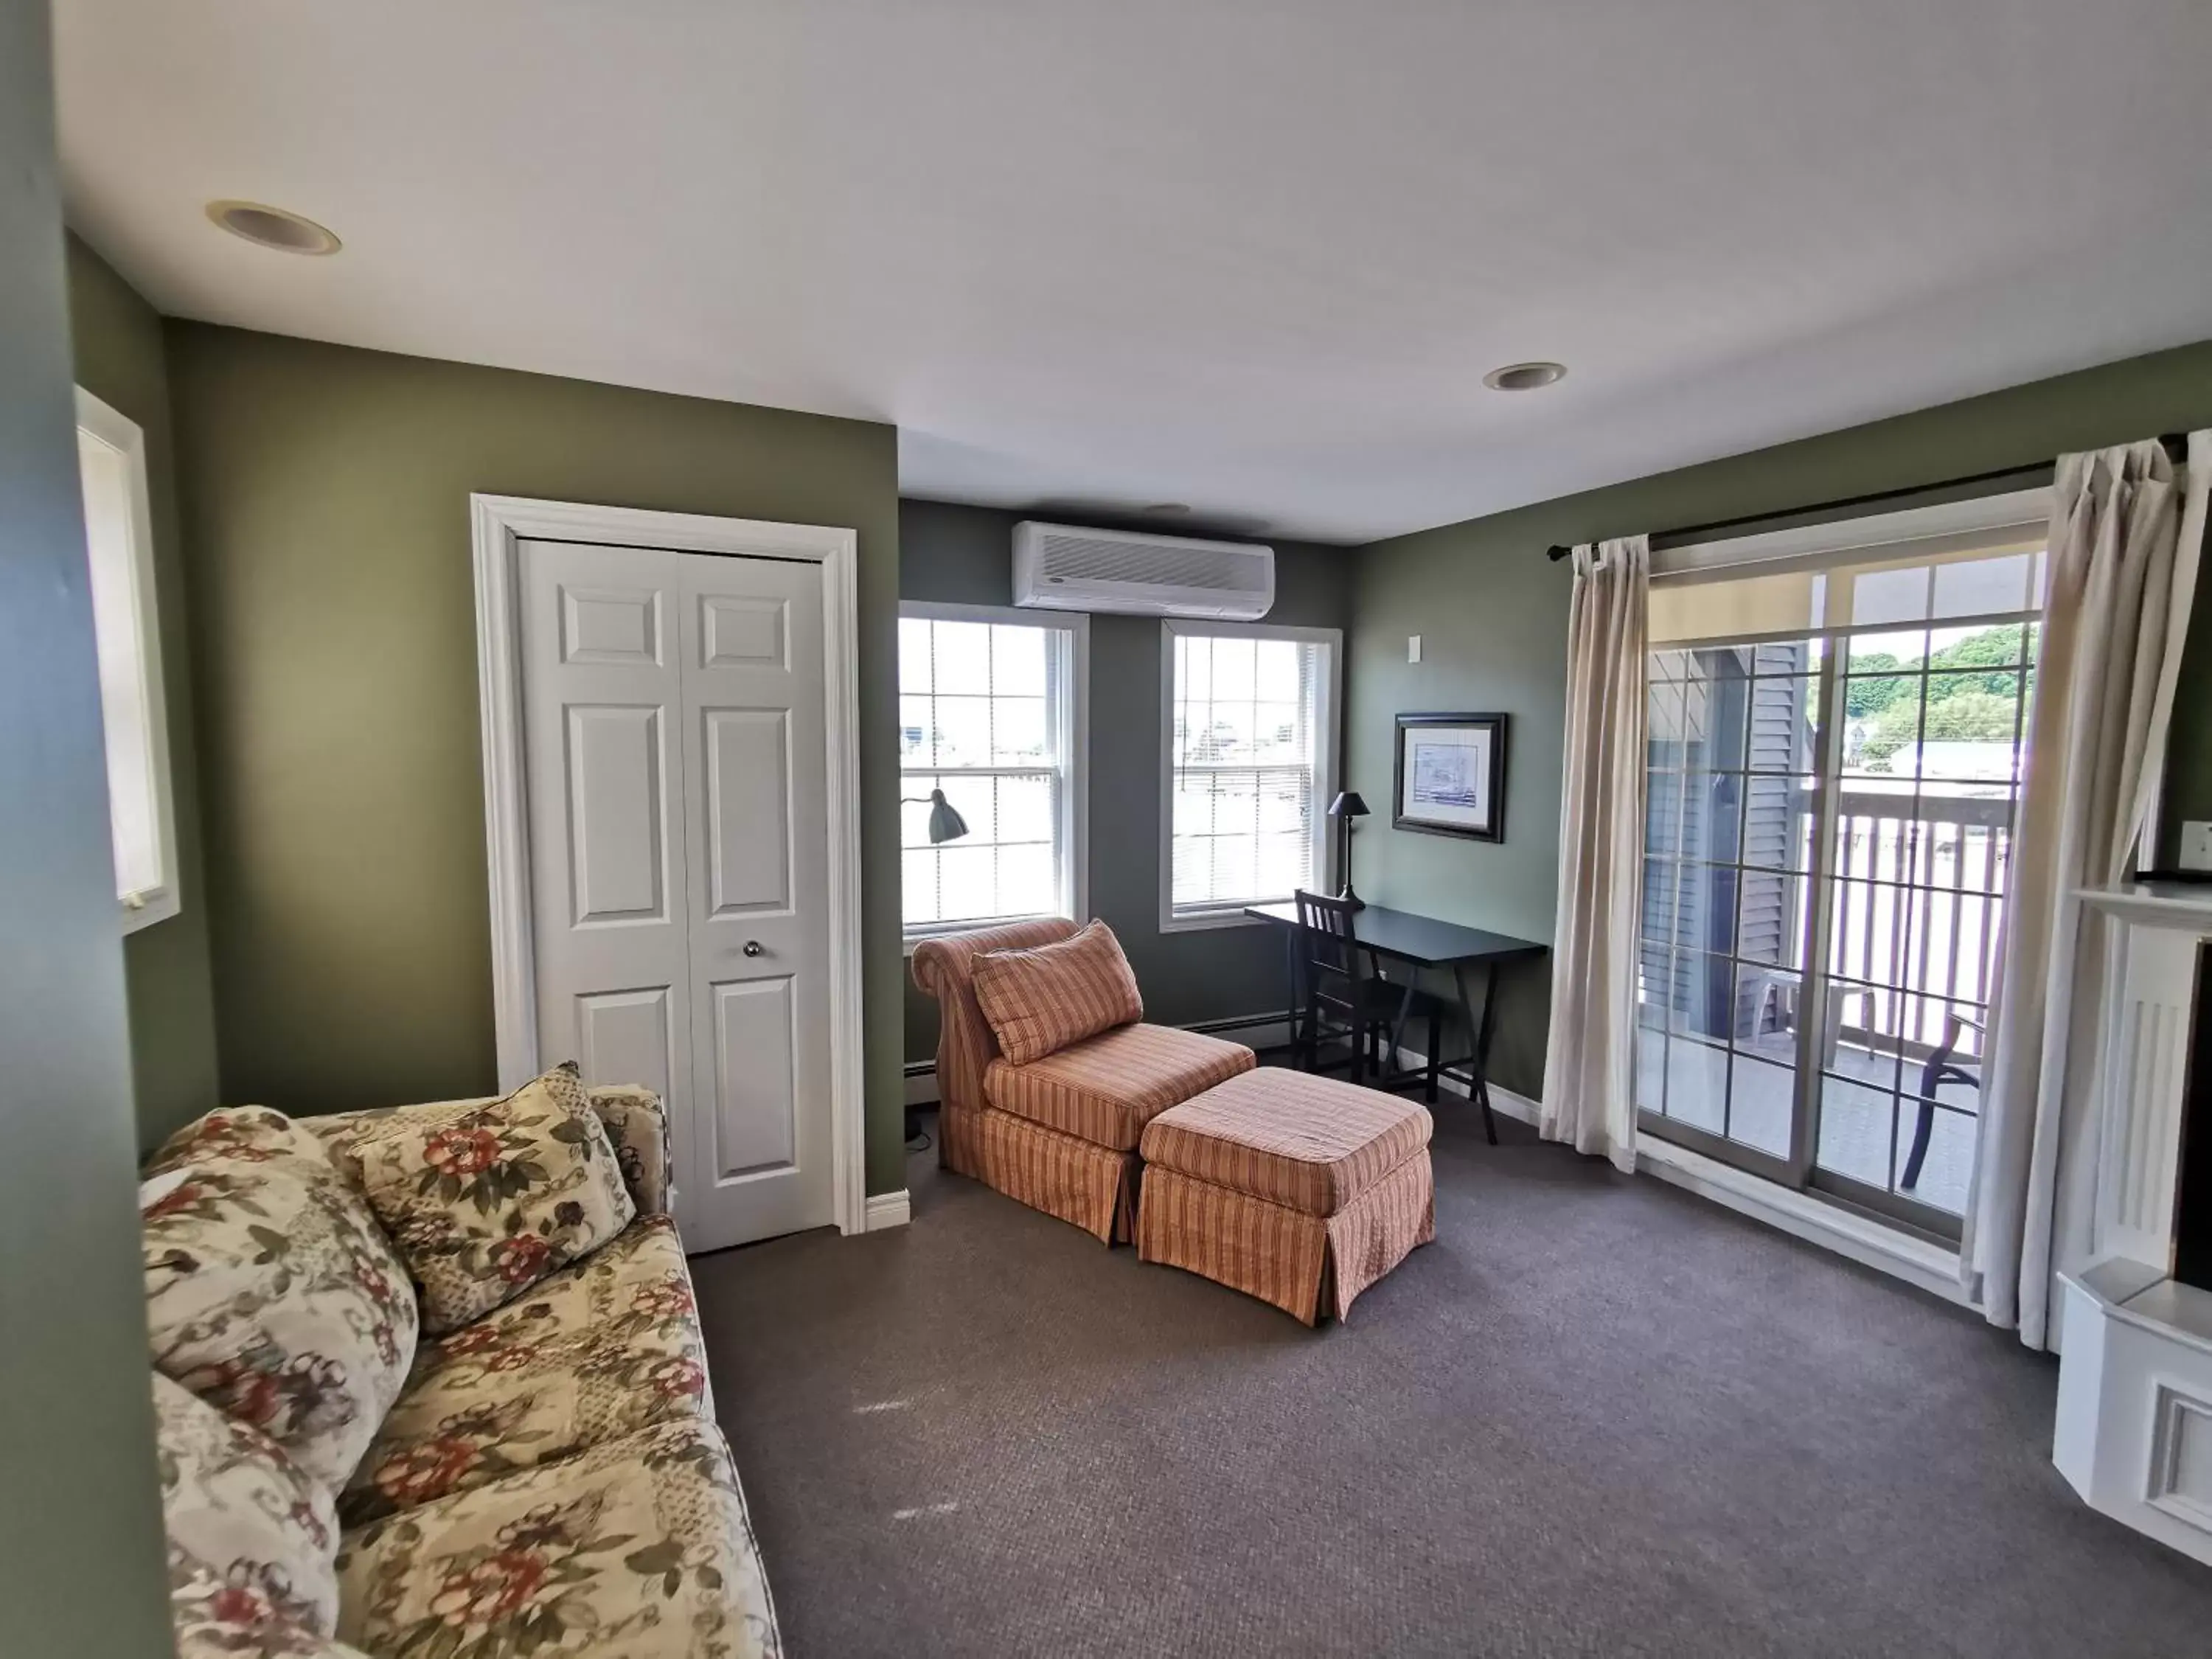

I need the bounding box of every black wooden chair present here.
[1902,1010,1981,1192]
[1290,889,1447,1100]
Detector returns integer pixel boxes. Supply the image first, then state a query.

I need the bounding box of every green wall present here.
[898,499,1354,1067]
[57,238,2212,1186]
[65,234,224,1148]
[163,324,912,1194]
[0,0,174,1642]
[1349,338,2212,1099]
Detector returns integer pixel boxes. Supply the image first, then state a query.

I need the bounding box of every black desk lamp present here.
[1329,790,1368,910]
[902,788,969,1143]
[901,787,970,844]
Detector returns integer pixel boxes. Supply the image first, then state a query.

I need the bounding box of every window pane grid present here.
[1643,599,2034,1223]
[1638,639,1815,1154]
[900,613,1074,932]
[1169,633,1324,914]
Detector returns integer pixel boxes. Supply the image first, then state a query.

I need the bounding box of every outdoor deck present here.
[1637,1025,1976,1218]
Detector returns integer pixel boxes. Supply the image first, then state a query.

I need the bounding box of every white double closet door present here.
[519,538,833,1252]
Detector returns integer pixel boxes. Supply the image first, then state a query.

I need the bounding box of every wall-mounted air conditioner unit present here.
[1012,521,1274,621]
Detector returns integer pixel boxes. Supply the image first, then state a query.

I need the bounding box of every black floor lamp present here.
[1329,790,1368,910]
[902,788,970,1142]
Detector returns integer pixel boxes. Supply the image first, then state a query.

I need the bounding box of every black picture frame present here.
[1392,713,1508,842]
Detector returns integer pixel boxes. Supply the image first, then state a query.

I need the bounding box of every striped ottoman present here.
[1135,1068,1434,1325]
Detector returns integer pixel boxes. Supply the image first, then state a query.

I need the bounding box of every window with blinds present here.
[900,604,1086,937]
[1161,622,1339,928]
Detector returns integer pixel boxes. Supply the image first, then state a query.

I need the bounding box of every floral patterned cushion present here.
[151,1106,357,1189]
[587,1084,676,1217]
[148,1104,417,1287]
[309,1085,676,1218]
[437,1212,695,1343]
[336,1419,780,1658]
[340,1217,712,1525]
[154,1371,342,1637]
[353,1062,637,1337]
[144,1155,419,1492]
[170,1548,375,1659]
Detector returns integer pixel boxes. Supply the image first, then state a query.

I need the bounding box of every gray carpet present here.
[689,1081,2212,1657]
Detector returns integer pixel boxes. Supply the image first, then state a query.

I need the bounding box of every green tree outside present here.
[1847,625,2031,765]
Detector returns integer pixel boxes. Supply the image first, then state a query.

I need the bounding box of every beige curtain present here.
[1963,432,2210,1347]
[1540,535,1649,1173]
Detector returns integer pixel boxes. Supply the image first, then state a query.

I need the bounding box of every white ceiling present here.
[55,0,2212,545]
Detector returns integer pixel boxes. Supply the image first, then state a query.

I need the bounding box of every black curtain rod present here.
[1543,431,2188,562]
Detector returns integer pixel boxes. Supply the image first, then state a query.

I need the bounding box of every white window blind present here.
[900,605,1085,936]
[1649,493,2050,647]
[1163,623,1338,925]
[75,389,178,933]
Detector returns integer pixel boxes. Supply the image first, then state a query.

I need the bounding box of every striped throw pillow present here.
[970,919,1144,1065]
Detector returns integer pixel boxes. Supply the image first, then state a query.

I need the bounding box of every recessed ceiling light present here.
[205,201,342,256]
[1144,502,1192,516]
[1483,361,1566,392]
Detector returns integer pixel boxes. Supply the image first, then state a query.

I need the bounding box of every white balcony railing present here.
[1825,787,2011,1062]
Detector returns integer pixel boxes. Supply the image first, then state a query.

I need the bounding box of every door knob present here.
[742,940,765,958]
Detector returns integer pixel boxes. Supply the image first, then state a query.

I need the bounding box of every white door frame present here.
[470,493,869,1237]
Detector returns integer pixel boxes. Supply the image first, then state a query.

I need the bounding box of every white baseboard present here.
[1635,1138,1969,1305]
[863,1189,911,1231]
[1386,1041,1967,1307]
[1382,1038,1538,1124]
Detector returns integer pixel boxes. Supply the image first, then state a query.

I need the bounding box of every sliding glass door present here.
[1640,641,1820,1183]
[1635,529,2045,1239]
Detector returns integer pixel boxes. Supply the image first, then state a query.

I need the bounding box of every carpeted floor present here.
[689,1082,2212,1657]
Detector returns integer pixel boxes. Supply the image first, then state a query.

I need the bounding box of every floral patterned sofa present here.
[139,1077,779,1658]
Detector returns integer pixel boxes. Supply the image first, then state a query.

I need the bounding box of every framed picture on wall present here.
[1393,713,1508,841]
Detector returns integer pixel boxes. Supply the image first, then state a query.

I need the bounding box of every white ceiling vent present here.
[1012,521,1274,620]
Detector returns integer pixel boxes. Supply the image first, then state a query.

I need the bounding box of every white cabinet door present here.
[519,539,833,1252]
[674,552,832,1247]
[520,541,689,1137]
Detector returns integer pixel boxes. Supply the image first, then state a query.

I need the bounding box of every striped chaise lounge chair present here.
[910,917,1254,1242]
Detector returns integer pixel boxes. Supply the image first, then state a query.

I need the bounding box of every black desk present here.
[1242,900,1548,1142]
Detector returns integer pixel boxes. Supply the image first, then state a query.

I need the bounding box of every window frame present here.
[74,386,179,934]
[1158,618,1342,933]
[1637,486,2055,1243]
[898,599,1089,948]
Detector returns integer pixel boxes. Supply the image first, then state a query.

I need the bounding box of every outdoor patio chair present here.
[1902,1010,1982,1192]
